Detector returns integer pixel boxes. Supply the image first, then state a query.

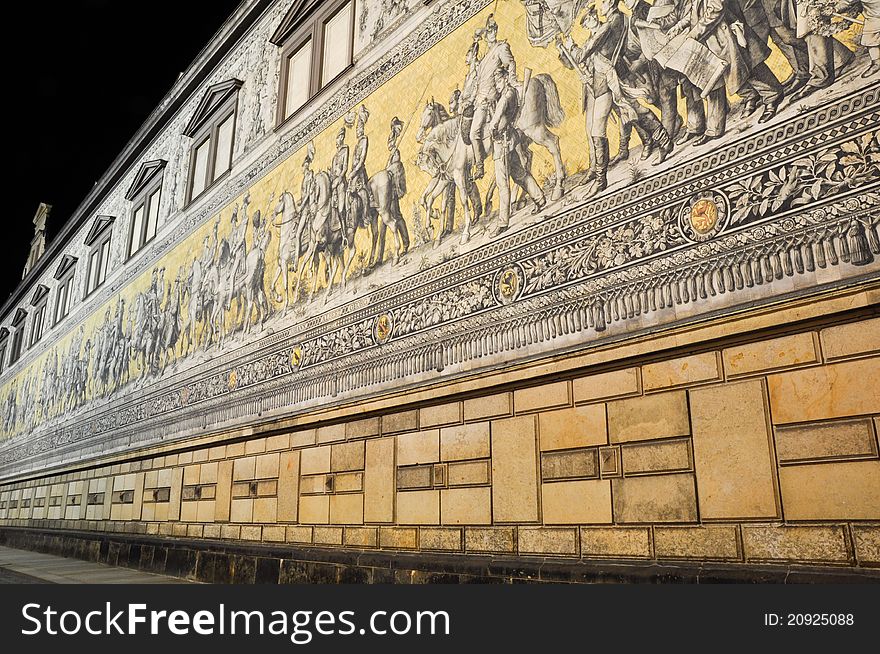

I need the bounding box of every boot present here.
[632,122,655,161]
[651,125,673,164]
[584,137,608,198]
[609,122,631,166]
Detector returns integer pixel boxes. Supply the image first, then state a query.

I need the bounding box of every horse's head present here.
[417,100,447,144]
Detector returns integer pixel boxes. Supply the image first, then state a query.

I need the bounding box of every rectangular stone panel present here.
[519,527,578,555]
[542,479,611,524]
[852,526,880,566]
[277,451,300,523]
[364,437,395,523]
[607,391,690,443]
[440,422,490,461]
[621,439,692,476]
[599,446,620,478]
[299,495,330,524]
[232,456,256,482]
[690,380,780,520]
[334,472,364,493]
[331,441,365,472]
[316,424,346,443]
[573,368,640,404]
[654,526,740,560]
[397,465,433,490]
[396,489,439,525]
[397,430,439,466]
[440,487,491,525]
[419,402,461,428]
[379,527,418,549]
[447,460,490,486]
[642,352,721,391]
[723,333,819,376]
[491,415,539,523]
[463,392,511,421]
[255,452,280,479]
[346,417,379,439]
[300,446,331,475]
[539,404,607,451]
[253,497,277,523]
[742,525,850,563]
[330,493,364,524]
[779,461,880,520]
[514,381,570,413]
[465,527,516,553]
[612,474,697,523]
[381,410,418,435]
[344,527,377,547]
[767,358,880,424]
[580,527,652,558]
[820,317,880,361]
[420,527,462,551]
[300,475,329,495]
[775,418,878,464]
[540,449,599,481]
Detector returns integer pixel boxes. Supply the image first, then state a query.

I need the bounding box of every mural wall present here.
[0,0,877,477]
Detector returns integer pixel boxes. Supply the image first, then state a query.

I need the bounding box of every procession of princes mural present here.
[2,0,878,436]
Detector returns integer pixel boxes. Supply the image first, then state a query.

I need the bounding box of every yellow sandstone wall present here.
[2,302,877,569]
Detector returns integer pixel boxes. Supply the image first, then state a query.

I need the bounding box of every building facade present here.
[0,0,878,582]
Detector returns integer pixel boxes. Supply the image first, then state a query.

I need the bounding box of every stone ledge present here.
[1,527,876,584]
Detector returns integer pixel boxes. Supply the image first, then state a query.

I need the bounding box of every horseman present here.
[463,14,517,180]
[229,197,250,282]
[386,116,406,200]
[348,105,372,221]
[330,127,349,218]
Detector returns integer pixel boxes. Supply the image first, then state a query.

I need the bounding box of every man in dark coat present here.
[669,0,783,144]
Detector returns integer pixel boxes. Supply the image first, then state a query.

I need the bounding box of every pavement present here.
[0,545,194,584]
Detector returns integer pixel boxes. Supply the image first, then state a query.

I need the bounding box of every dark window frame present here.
[29,286,50,348]
[0,328,8,375]
[9,310,27,365]
[185,94,239,206]
[127,175,163,259]
[275,0,355,128]
[83,217,115,300]
[53,267,76,326]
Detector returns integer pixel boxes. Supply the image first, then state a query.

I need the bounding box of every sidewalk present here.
[0,545,193,584]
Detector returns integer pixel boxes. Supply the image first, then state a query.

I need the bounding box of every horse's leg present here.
[467,177,483,221]
[420,178,439,241]
[526,124,565,200]
[271,258,284,304]
[454,170,472,244]
[485,178,496,216]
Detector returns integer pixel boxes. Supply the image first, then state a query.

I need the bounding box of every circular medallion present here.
[290,345,304,371]
[678,192,729,242]
[374,313,394,345]
[494,264,524,305]
[228,370,238,390]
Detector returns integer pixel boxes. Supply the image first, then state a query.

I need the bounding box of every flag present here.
[522,0,585,48]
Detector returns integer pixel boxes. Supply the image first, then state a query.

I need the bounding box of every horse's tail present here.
[534,74,564,128]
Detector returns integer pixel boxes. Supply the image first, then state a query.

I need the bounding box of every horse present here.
[293,171,347,305]
[270,191,309,313]
[416,104,483,245]
[416,73,566,242]
[345,170,411,276]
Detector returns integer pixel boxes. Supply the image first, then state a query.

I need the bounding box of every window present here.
[53,255,77,325]
[273,0,354,124]
[29,286,49,348]
[0,329,8,375]
[183,80,242,204]
[9,310,26,365]
[84,216,115,298]
[125,160,167,258]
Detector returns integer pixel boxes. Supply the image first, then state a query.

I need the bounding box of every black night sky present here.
[3,0,242,304]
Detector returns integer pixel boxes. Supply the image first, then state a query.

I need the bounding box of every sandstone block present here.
[621,439,691,476]
[820,317,880,360]
[775,418,878,464]
[573,367,640,404]
[420,402,462,428]
[539,404,607,451]
[580,527,652,558]
[464,392,512,421]
[514,381,570,413]
[642,352,721,391]
[420,527,461,551]
[607,391,690,443]
[612,474,697,523]
[690,380,779,519]
[440,487,491,525]
[465,527,516,553]
[440,422,490,461]
[779,461,880,520]
[396,489,439,525]
[542,479,611,524]
[519,527,578,555]
[397,430,439,466]
[723,333,818,376]
[742,525,850,563]
[364,437,395,523]
[654,526,740,560]
[491,416,539,522]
